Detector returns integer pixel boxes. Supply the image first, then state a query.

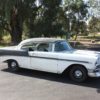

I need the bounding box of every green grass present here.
[3,34,11,43]
[0,45,1,47]
[0,34,11,47]
[0,44,8,48]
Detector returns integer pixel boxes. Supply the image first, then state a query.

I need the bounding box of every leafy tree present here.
[0,0,89,44]
[31,0,63,37]
[88,0,100,36]
[88,0,100,18]
[0,0,38,44]
[88,17,100,37]
[62,0,88,40]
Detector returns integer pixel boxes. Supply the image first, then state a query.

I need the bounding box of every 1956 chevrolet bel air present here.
[0,38,100,82]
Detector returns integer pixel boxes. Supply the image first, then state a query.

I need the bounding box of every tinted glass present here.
[55,41,72,52]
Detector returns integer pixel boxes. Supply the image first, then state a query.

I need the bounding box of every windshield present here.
[54,41,73,52]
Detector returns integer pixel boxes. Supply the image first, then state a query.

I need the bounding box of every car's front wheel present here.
[69,65,87,82]
[8,60,19,72]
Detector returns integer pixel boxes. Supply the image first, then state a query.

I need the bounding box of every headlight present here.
[94,65,100,72]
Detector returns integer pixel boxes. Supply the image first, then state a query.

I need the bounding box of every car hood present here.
[72,50,100,57]
[62,49,100,58]
[59,49,100,64]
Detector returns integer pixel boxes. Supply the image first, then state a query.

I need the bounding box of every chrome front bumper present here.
[88,66,100,77]
[88,72,100,77]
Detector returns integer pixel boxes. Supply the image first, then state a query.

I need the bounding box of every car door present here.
[19,42,36,69]
[28,43,58,73]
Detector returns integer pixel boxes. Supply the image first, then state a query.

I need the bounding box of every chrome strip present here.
[30,56,90,64]
[0,50,90,64]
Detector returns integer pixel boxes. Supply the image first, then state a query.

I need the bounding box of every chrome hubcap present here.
[74,70,82,78]
[11,62,16,68]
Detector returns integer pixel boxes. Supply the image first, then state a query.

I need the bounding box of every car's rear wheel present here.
[8,60,19,72]
[69,65,87,82]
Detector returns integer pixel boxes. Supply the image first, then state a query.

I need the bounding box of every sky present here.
[84,0,89,3]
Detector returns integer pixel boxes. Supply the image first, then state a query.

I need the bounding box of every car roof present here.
[19,38,64,45]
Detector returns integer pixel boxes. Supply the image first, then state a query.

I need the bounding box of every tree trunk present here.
[66,16,70,40]
[74,32,78,41]
[10,6,23,45]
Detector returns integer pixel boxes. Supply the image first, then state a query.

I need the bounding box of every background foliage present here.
[0,0,99,45]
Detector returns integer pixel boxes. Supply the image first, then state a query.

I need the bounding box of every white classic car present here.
[0,38,100,82]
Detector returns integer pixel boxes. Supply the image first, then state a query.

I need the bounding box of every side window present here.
[55,41,69,52]
[21,43,37,51]
[37,43,51,52]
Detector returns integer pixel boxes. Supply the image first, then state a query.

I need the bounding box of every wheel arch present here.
[62,64,88,75]
[4,59,18,64]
